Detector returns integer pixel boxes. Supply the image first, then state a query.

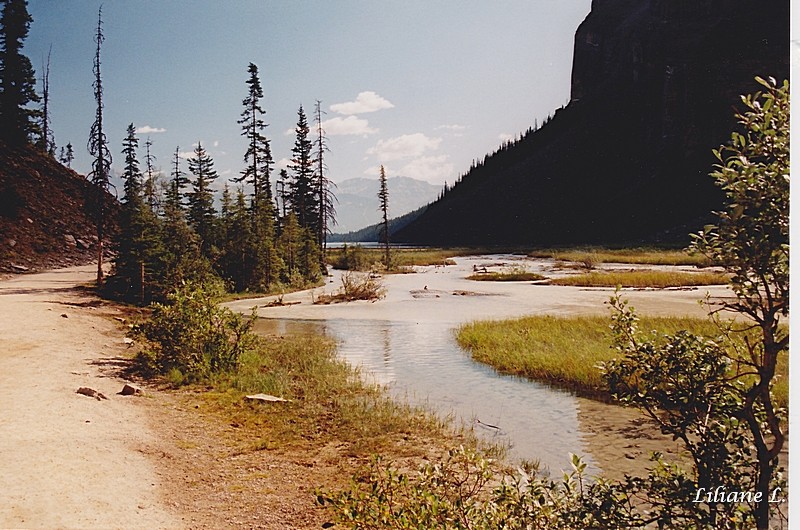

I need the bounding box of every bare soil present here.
[0,265,341,529]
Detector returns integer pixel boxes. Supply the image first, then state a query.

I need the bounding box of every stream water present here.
[252,316,589,474]
[232,255,725,476]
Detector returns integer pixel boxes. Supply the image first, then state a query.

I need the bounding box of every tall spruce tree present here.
[87,6,112,284]
[159,147,208,296]
[113,124,162,304]
[235,62,273,202]
[287,105,316,230]
[186,142,218,255]
[143,137,159,213]
[0,0,38,145]
[378,165,390,268]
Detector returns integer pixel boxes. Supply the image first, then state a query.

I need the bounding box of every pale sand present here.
[0,265,180,529]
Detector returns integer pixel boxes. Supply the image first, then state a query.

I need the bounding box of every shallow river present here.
[229,255,726,475]
[253,316,586,473]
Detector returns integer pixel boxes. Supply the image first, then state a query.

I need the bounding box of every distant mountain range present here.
[331,176,441,234]
[395,0,788,246]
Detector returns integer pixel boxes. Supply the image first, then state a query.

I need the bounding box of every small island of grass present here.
[456,315,787,409]
[466,271,546,282]
[549,270,729,288]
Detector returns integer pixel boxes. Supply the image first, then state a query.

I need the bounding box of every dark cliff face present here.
[395,0,788,247]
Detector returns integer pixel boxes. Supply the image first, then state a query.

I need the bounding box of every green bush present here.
[131,280,257,382]
[330,243,371,271]
[318,447,643,529]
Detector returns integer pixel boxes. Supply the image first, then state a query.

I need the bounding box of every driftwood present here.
[245,393,290,403]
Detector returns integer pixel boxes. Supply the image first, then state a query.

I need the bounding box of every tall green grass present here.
[456,315,787,409]
[328,247,459,270]
[530,247,710,267]
[550,270,729,288]
[466,271,545,282]
[200,333,454,457]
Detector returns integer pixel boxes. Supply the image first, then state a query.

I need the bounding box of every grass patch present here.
[530,247,710,267]
[467,271,545,282]
[456,315,787,409]
[328,246,474,271]
[550,270,729,288]
[189,333,458,458]
[132,280,473,460]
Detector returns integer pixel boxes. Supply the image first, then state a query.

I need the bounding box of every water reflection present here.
[252,317,597,475]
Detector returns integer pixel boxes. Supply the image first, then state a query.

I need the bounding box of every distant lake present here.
[326,241,426,249]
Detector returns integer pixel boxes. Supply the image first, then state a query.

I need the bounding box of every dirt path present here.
[0,265,181,529]
[0,265,348,529]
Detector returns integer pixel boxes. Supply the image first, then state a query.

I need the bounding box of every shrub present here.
[131,280,257,381]
[315,272,386,304]
[330,243,371,271]
[319,447,640,529]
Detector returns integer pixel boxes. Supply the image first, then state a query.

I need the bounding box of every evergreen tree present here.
[252,192,283,290]
[160,195,210,295]
[113,124,162,304]
[278,211,302,284]
[186,142,218,255]
[143,137,160,213]
[378,165,390,268]
[86,7,111,284]
[0,0,39,145]
[59,142,74,168]
[235,62,273,203]
[287,105,316,231]
[232,187,256,290]
[277,168,289,219]
[165,146,188,213]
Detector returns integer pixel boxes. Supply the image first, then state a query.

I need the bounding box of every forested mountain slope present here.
[395,0,788,246]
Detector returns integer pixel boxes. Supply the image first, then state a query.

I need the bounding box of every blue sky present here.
[25,0,591,193]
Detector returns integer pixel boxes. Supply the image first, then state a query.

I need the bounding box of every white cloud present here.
[177,150,195,159]
[364,155,453,184]
[498,133,515,142]
[330,91,394,115]
[367,133,441,162]
[398,155,453,184]
[135,125,166,134]
[320,116,378,136]
[213,140,220,147]
[276,158,292,170]
[436,124,466,132]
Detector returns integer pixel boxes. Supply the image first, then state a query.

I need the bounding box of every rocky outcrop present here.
[395,0,788,246]
[0,143,118,273]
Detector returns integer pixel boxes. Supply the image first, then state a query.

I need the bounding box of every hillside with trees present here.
[0,3,336,301]
[395,0,788,246]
